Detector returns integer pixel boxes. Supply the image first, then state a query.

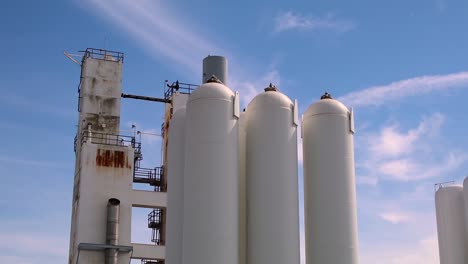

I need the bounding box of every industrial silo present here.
[182,76,240,264]
[238,111,247,264]
[436,184,466,264]
[302,92,359,264]
[165,108,186,264]
[464,177,468,262]
[245,84,300,264]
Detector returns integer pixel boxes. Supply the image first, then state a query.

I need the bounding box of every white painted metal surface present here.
[436,185,466,264]
[238,112,247,264]
[302,96,359,264]
[202,55,228,84]
[464,177,468,263]
[182,82,239,264]
[245,89,300,264]
[165,108,186,264]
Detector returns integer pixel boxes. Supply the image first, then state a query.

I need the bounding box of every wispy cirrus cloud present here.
[339,71,468,107]
[80,0,282,104]
[81,0,222,75]
[274,11,356,33]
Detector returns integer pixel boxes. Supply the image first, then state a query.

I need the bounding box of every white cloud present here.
[339,71,468,107]
[232,69,281,106]
[81,0,281,105]
[388,236,439,264]
[379,211,412,224]
[368,113,444,158]
[82,0,220,75]
[357,113,466,184]
[274,11,355,33]
[361,235,439,264]
[377,152,466,181]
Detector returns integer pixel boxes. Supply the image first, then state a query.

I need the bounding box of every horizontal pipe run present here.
[121,93,170,103]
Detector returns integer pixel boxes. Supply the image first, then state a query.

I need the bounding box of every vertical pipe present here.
[106,198,120,264]
[202,56,227,85]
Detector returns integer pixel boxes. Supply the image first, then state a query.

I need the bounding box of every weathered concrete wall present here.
[78,57,122,135]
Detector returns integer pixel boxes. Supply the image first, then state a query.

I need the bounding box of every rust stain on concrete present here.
[96,149,131,168]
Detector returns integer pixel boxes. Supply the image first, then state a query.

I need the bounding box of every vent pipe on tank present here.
[106,198,120,264]
[320,92,333,100]
[202,55,227,85]
[264,83,278,92]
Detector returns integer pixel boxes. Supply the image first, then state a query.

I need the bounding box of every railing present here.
[81,48,124,62]
[434,181,456,192]
[133,166,164,189]
[164,80,198,101]
[148,209,164,245]
[141,259,164,264]
[80,130,141,152]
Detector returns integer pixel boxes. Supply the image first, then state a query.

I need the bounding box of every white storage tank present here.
[302,92,359,264]
[436,184,466,264]
[238,111,247,264]
[165,108,186,264]
[245,84,300,264]
[182,77,240,264]
[464,177,468,262]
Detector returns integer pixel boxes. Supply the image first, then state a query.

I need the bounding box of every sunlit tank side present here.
[464,178,468,262]
[436,184,466,264]
[302,93,359,264]
[202,55,228,85]
[182,77,239,264]
[245,84,300,264]
[238,111,247,264]
[165,108,186,264]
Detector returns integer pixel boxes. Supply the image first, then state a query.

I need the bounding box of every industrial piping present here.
[106,198,120,264]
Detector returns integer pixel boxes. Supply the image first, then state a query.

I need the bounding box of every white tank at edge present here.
[165,108,186,264]
[435,184,466,264]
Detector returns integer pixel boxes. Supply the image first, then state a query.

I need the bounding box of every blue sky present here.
[1,0,468,263]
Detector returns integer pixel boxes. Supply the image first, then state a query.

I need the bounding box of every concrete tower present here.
[69,49,166,264]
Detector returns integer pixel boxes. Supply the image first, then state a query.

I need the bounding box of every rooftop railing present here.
[81,48,124,62]
[164,80,198,101]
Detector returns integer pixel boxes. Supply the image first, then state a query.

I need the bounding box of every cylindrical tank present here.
[182,78,239,264]
[302,93,359,264]
[436,185,466,264]
[245,86,300,264]
[464,178,468,260]
[165,108,186,264]
[238,112,247,264]
[202,55,227,85]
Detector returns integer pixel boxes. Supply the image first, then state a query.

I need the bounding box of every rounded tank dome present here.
[304,93,349,118]
[247,88,292,111]
[436,184,463,194]
[189,81,234,102]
